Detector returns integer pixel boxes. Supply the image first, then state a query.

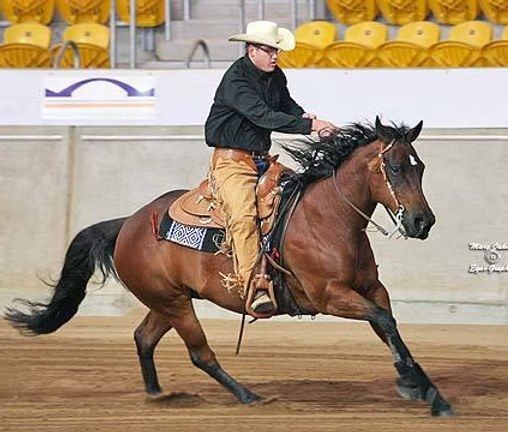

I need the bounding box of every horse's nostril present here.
[414,216,424,232]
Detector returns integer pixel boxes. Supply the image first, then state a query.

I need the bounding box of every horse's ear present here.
[405,120,423,143]
[375,116,392,141]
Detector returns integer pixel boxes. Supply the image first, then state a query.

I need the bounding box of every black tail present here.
[4,218,126,335]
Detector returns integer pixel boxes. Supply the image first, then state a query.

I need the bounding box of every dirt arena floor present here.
[1,313,507,432]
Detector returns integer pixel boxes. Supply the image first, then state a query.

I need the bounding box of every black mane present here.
[283,121,410,186]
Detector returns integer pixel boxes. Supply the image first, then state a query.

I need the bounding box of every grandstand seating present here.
[428,0,479,24]
[321,22,388,67]
[378,21,440,67]
[429,20,492,66]
[479,0,508,24]
[377,0,428,25]
[56,0,110,24]
[326,0,378,25]
[0,23,51,67]
[0,0,55,24]
[0,1,506,69]
[116,0,165,27]
[482,25,508,65]
[52,23,110,68]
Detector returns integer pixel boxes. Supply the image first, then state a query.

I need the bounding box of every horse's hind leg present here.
[134,311,172,395]
[168,296,261,404]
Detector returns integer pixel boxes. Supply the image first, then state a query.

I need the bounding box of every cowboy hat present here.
[229,21,296,51]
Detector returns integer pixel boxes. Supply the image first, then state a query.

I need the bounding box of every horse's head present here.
[369,117,435,240]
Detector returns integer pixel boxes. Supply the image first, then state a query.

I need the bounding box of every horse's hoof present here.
[395,377,421,401]
[145,392,166,401]
[432,407,455,417]
[240,392,262,404]
[431,401,455,417]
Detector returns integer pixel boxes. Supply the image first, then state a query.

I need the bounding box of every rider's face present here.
[248,44,280,72]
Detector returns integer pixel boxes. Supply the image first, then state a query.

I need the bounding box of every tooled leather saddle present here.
[168,156,293,237]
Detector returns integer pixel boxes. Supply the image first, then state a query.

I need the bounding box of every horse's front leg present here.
[313,279,454,417]
[364,281,454,412]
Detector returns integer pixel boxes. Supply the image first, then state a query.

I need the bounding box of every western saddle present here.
[169,156,293,237]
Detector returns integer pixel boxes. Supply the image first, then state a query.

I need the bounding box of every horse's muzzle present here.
[405,212,435,240]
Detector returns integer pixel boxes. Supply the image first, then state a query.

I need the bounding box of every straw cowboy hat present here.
[229,21,296,51]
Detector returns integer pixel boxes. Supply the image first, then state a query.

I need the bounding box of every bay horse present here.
[5,117,454,417]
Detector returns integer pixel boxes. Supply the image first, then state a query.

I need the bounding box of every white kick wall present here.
[0,68,507,128]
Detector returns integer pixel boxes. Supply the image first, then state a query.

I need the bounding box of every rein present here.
[332,138,407,239]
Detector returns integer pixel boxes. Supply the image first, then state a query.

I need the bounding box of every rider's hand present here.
[318,127,337,139]
[311,119,339,135]
[302,112,317,120]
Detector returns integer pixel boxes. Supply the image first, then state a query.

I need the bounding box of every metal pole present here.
[309,0,316,20]
[184,0,190,20]
[290,0,297,30]
[129,0,136,68]
[109,0,116,68]
[239,0,246,57]
[258,0,265,20]
[164,0,172,41]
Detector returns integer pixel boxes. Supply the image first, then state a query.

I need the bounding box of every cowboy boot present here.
[251,290,275,314]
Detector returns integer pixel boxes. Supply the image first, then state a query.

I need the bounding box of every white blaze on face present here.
[409,154,418,166]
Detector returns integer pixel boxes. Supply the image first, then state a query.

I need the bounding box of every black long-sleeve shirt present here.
[205,55,312,154]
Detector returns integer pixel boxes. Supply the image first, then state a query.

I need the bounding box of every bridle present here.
[332,138,408,239]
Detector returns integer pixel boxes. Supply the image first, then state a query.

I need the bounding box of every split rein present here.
[332,139,408,239]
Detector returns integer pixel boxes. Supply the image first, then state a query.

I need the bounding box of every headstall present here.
[333,138,408,239]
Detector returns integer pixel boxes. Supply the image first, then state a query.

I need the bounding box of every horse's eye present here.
[389,164,401,174]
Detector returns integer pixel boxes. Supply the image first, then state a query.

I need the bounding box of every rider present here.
[205,21,338,315]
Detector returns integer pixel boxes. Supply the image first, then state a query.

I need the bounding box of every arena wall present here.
[0,69,506,324]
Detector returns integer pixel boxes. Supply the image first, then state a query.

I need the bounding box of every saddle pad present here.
[159,211,225,253]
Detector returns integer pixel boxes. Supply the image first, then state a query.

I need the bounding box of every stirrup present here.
[245,255,278,319]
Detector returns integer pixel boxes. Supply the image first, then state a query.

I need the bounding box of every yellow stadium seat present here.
[63,23,109,49]
[294,21,337,48]
[344,21,388,48]
[377,0,428,25]
[449,20,492,46]
[279,21,337,66]
[321,22,388,67]
[479,0,508,24]
[429,21,492,66]
[482,25,508,65]
[0,44,51,67]
[326,0,378,25]
[4,23,51,48]
[378,22,440,67]
[52,23,109,68]
[0,0,55,24]
[56,0,110,24]
[397,21,441,48]
[0,23,51,67]
[278,42,323,68]
[116,0,165,27]
[428,0,479,24]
